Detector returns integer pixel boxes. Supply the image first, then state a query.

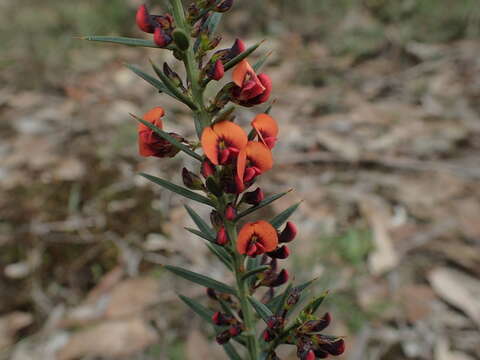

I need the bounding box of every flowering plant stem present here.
[85,0,346,358]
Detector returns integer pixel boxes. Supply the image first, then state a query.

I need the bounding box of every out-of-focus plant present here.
[83,1,345,359]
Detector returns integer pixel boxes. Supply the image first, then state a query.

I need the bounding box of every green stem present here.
[226,222,260,360]
[170,0,210,138]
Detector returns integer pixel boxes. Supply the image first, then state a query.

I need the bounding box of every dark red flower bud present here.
[216,226,229,246]
[279,221,297,243]
[182,168,204,190]
[270,269,289,287]
[304,349,316,360]
[208,59,224,81]
[229,38,246,58]
[212,311,233,326]
[214,0,234,12]
[266,315,284,330]
[286,288,301,308]
[201,159,215,178]
[314,336,345,356]
[267,245,290,259]
[300,313,331,333]
[210,210,223,230]
[243,187,265,205]
[154,27,172,48]
[225,204,236,221]
[263,329,275,342]
[136,5,155,33]
[206,287,218,300]
[313,349,328,359]
[228,324,243,337]
[216,329,231,344]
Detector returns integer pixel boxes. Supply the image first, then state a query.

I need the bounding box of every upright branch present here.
[84,1,346,359]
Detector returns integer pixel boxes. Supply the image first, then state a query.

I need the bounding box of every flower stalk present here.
[84,1,346,359]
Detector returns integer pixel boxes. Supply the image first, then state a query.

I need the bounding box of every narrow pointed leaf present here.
[224,40,264,71]
[140,173,214,206]
[267,277,318,311]
[149,60,198,110]
[270,202,302,228]
[133,114,202,161]
[273,283,293,315]
[248,296,273,323]
[185,227,215,243]
[253,51,272,72]
[82,36,160,48]
[241,265,270,281]
[303,291,329,315]
[178,294,214,322]
[164,265,236,295]
[246,256,262,287]
[185,205,216,238]
[223,343,242,360]
[205,242,233,271]
[126,64,179,99]
[238,190,291,219]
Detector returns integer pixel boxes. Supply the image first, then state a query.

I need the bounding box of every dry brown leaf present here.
[57,318,157,360]
[429,267,480,326]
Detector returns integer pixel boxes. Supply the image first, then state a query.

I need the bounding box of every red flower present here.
[138,107,182,158]
[136,4,174,47]
[231,60,271,107]
[237,221,278,257]
[201,121,248,165]
[236,141,273,189]
[251,113,279,149]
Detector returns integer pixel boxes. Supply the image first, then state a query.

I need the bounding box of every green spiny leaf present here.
[205,242,233,271]
[185,227,216,243]
[273,283,293,315]
[149,60,198,110]
[133,115,202,161]
[184,205,217,238]
[140,173,213,206]
[303,291,329,315]
[270,201,302,228]
[82,36,160,48]
[253,50,272,72]
[178,294,214,323]
[248,296,273,323]
[165,265,236,295]
[237,190,292,219]
[223,343,242,360]
[241,265,270,281]
[125,64,178,98]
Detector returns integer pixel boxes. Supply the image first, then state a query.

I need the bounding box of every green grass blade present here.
[133,114,202,161]
[140,173,213,206]
[205,242,233,271]
[253,50,272,72]
[241,265,270,281]
[185,227,216,243]
[224,40,264,72]
[270,202,302,228]
[165,265,236,295]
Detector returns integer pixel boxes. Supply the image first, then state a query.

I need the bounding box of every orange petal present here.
[212,121,248,151]
[138,106,165,132]
[201,126,220,165]
[246,141,273,173]
[251,114,279,146]
[236,221,278,254]
[233,59,254,87]
[236,148,247,182]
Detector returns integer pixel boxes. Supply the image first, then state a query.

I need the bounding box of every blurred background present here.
[1,0,480,359]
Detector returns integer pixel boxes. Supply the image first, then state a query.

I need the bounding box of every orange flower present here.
[201,121,248,165]
[231,60,271,107]
[251,114,279,149]
[138,107,182,158]
[237,221,278,257]
[237,141,273,186]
